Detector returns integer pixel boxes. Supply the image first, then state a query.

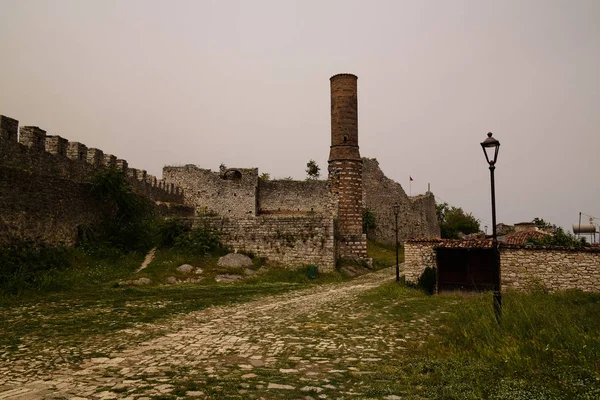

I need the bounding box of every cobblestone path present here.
[0,268,431,399]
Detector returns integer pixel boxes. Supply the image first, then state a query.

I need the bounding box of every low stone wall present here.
[501,246,600,292]
[403,239,600,292]
[194,215,336,272]
[403,240,439,283]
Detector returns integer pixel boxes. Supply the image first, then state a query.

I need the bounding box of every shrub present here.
[362,208,377,235]
[0,241,71,295]
[418,266,437,295]
[173,226,220,256]
[157,219,190,248]
[85,168,157,252]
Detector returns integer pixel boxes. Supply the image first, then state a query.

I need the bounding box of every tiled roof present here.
[504,230,549,245]
[434,239,494,249]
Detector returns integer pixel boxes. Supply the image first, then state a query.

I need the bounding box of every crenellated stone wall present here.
[194,215,336,272]
[0,114,189,245]
[362,158,440,245]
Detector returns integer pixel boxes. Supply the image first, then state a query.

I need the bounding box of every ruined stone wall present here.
[0,114,188,245]
[403,240,438,283]
[363,158,440,244]
[195,215,336,272]
[501,246,600,292]
[162,165,258,218]
[258,180,331,215]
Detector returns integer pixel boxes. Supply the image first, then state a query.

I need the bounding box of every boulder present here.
[166,276,178,284]
[215,274,244,283]
[177,264,195,273]
[217,253,253,268]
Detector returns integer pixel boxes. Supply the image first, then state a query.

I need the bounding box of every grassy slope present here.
[358,283,600,399]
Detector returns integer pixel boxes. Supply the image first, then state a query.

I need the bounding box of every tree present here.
[219,163,227,175]
[259,172,270,181]
[436,202,480,239]
[306,160,320,180]
[533,217,557,230]
[530,227,587,248]
[362,208,376,236]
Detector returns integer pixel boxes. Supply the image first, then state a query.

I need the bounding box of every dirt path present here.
[0,268,428,399]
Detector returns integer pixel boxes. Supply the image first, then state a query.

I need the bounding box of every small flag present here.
[410,176,413,181]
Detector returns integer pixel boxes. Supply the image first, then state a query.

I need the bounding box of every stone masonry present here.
[404,239,600,292]
[501,246,600,291]
[327,73,367,259]
[1,74,440,268]
[0,115,188,245]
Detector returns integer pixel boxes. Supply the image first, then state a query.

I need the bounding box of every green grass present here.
[358,283,600,399]
[0,246,349,366]
[367,239,403,269]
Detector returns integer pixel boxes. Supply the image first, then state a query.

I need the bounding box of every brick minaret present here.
[328,73,367,258]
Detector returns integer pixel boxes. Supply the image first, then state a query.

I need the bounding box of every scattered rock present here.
[194,267,204,275]
[268,383,295,390]
[118,277,152,286]
[250,359,265,367]
[301,386,324,393]
[217,253,253,268]
[215,274,244,283]
[244,268,256,276]
[166,276,178,284]
[177,264,195,273]
[133,277,152,286]
[186,277,204,283]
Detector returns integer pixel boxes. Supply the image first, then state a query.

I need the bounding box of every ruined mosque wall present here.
[362,158,440,245]
[257,179,332,215]
[0,114,188,245]
[195,215,336,272]
[162,165,259,218]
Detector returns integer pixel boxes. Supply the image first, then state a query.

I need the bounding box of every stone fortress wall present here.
[362,158,439,244]
[1,73,441,271]
[0,115,186,245]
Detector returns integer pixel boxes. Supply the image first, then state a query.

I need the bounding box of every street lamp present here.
[481,132,502,323]
[392,203,401,283]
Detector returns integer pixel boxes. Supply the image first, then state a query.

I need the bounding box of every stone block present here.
[67,142,88,161]
[45,135,68,156]
[86,148,104,167]
[19,126,46,151]
[0,115,18,142]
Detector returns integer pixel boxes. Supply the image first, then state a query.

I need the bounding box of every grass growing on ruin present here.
[357,283,600,399]
[368,239,403,269]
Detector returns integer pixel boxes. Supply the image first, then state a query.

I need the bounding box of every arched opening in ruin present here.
[222,169,242,182]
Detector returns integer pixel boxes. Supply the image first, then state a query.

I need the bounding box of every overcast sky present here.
[1,0,598,234]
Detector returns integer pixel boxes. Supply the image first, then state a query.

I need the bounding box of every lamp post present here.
[481,132,501,323]
[392,203,401,283]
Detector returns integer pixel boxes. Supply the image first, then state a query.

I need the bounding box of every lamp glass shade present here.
[392,203,401,215]
[481,132,500,165]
